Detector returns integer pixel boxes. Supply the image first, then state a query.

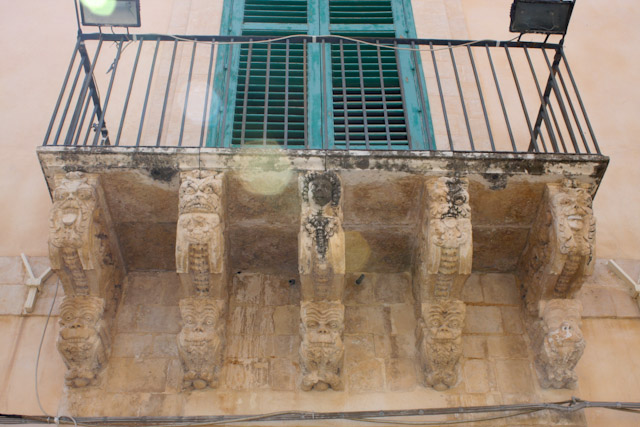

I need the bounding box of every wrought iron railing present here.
[43,33,601,154]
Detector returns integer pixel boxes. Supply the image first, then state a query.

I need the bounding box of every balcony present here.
[38,33,608,273]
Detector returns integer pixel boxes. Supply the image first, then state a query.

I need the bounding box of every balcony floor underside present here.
[38,147,608,274]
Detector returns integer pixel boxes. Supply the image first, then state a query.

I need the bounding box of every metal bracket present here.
[21,254,54,314]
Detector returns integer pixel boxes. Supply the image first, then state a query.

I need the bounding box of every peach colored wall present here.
[458,0,640,260]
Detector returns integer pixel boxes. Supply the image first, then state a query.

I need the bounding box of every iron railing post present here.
[529,48,564,152]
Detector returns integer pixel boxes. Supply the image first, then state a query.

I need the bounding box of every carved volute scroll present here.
[413,176,471,391]
[298,171,345,302]
[177,297,226,390]
[531,299,585,389]
[416,177,472,302]
[416,300,466,391]
[176,170,226,298]
[519,179,596,313]
[299,301,345,391]
[49,172,122,297]
[57,296,110,387]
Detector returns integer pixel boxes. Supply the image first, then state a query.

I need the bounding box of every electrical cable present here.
[34,278,60,417]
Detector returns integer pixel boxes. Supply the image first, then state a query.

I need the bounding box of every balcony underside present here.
[38,147,608,274]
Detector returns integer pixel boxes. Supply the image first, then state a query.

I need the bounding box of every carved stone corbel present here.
[49,172,123,388]
[518,179,596,314]
[298,171,345,391]
[299,301,345,391]
[176,170,228,390]
[414,176,472,390]
[177,297,226,390]
[531,299,585,389]
[176,170,226,298]
[49,172,122,297]
[57,295,110,387]
[416,300,466,391]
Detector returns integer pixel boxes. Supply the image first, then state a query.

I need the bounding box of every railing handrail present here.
[43,33,601,155]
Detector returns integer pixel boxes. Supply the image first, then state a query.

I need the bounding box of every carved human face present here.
[542,302,583,347]
[50,173,97,248]
[424,301,465,342]
[310,176,333,207]
[178,298,223,347]
[179,172,222,214]
[59,296,104,348]
[301,302,344,347]
[178,213,220,244]
[428,178,470,221]
[551,188,593,232]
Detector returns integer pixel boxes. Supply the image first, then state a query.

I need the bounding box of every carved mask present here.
[50,173,97,248]
[58,296,104,356]
[551,187,593,233]
[179,172,222,214]
[300,302,344,347]
[424,301,465,342]
[178,298,223,349]
[303,172,341,209]
[541,300,584,349]
[428,178,470,221]
[178,213,220,244]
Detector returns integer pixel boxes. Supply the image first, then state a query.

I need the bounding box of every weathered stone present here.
[481,274,521,305]
[231,273,263,305]
[463,359,491,393]
[390,303,417,335]
[462,335,487,359]
[464,306,503,334]
[519,180,596,314]
[495,359,535,394]
[344,305,386,335]
[106,358,169,393]
[344,335,376,367]
[416,300,465,391]
[472,226,529,272]
[273,305,300,335]
[136,305,181,333]
[461,274,483,303]
[49,172,123,298]
[117,222,176,271]
[487,335,529,359]
[385,358,418,391]
[57,295,109,387]
[415,177,472,301]
[348,358,385,393]
[110,333,152,358]
[299,171,346,302]
[576,286,616,318]
[177,297,226,390]
[269,358,297,391]
[374,273,412,304]
[344,273,375,305]
[531,299,585,389]
[299,301,344,391]
[264,275,299,306]
[176,170,226,297]
[501,306,525,335]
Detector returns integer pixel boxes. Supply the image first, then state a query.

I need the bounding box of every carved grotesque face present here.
[551,187,593,232]
[428,178,470,221]
[58,296,104,352]
[424,301,465,342]
[178,213,220,244]
[178,298,223,348]
[179,172,222,214]
[50,173,97,248]
[310,176,333,207]
[300,302,344,347]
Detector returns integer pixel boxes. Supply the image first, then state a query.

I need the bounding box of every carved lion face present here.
[58,296,104,347]
[179,172,222,214]
[300,302,344,347]
[424,301,465,342]
[50,173,97,248]
[178,298,224,347]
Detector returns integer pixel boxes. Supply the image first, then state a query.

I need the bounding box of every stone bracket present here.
[518,179,596,314]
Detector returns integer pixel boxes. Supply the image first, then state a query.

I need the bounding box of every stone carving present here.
[49,172,119,297]
[532,299,585,389]
[299,301,345,391]
[416,300,465,391]
[519,180,596,313]
[177,297,226,390]
[57,296,109,387]
[176,171,226,297]
[416,177,472,301]
[299,171,345,301]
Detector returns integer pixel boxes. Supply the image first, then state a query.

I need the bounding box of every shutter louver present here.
[243,0,308,24]
[233,37,306,147]
[329,0,394,25]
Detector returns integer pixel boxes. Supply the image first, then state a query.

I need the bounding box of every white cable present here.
[35,278,60,417]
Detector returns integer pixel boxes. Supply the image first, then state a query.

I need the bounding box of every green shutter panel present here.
[329,0,394,25]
